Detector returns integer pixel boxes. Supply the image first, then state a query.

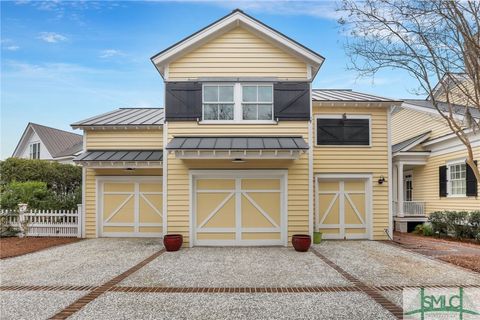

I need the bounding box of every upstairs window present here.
[202,85,234,121]
[242,85,273,121]
[448,162,466,196]
[202,83,274,122]
[29,142,40,159]
[316,116,370,146]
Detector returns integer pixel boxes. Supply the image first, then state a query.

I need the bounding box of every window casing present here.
[316,115,371,146]
[202,83,274,123]
[29,142,40,159]
[448,161,466,197]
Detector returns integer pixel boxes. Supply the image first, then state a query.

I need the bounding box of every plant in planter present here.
[163,234,183,252]
[292,234,311,252]
[313,230,322,244]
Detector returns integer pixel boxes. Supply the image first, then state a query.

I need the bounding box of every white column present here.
[397,163,404,217]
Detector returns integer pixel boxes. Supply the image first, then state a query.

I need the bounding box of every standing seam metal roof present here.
[166,136,309,150]
[312,89,397,102]
[74,150,163,162]
[71,108,164,127]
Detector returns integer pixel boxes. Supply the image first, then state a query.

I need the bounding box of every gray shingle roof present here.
[74,150,163,162]
[166,136,309,150]
[312,89,398,102]
[403,99,480,119]
[392,131,431,153]
[71,108,164,128]
[29,123,83,158]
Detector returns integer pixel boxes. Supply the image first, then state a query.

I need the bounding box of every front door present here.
[404,173,413,202]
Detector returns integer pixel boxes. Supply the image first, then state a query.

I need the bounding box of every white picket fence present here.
[0,204,82,238]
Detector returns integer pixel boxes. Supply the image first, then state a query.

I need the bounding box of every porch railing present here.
[392,201,426,216]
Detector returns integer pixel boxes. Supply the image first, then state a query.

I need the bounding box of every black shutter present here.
[273,82,310,120]
[439,165,448,197]
[316,118,369,145]
[165,82,202,121]
[466,160,478,197]
[343,119,369,145]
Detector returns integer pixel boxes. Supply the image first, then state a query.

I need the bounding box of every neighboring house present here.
[392,77,480,232]
[72,10,400,245]
[12,122,83,164]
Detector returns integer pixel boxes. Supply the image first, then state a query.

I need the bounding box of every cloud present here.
[5,45,20,51]
[38,32,68,43]
[100,49,125,58]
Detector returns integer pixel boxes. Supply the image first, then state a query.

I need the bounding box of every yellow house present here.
[72,9,399,245]
[391,76,480,232]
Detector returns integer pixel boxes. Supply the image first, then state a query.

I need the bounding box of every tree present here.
[338,0,480,181]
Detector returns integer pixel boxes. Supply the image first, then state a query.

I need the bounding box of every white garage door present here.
[98,177,163,237]
[192,171,287,246]
[316,176,371,239]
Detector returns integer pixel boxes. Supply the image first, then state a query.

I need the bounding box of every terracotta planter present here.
[163,234,183,252]
[292,234,311,252]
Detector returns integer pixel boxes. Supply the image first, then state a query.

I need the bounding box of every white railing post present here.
[77,204,83,238]
[17,203,28,238]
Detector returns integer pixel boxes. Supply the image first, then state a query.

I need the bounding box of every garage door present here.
[99,177,163,237]
[193,172,286,246]
[316,177,371,239]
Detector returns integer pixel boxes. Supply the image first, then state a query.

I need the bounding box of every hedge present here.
[428,210,480,240]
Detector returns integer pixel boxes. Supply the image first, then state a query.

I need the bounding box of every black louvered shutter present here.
[273,82,310,120]
[165,82,202,120]
[466,160,478,197]
[439,165,448,197]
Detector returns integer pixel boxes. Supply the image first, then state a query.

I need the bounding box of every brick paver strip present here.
[310,247,404,319]
[49,249,165,320]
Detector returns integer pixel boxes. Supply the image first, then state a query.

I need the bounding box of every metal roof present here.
[74,150,163,162]
[71,108,164,128]
[392,131,431,153]
[15,123,83,158]
[312,89,398,102]
[166,136,309,150]
[403,99,480,119]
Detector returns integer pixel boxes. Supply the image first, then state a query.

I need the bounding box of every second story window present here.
[202,83,274,123]
[29,142,40,159]
[203,85,234,121]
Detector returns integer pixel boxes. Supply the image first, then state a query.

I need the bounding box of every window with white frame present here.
[448,162,466,196]
[242,85,273,120]
[29,142,40,159]
[202,83,274,122]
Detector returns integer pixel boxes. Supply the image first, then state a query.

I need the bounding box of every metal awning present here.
[74,150,163,167]
[166,136,308,159]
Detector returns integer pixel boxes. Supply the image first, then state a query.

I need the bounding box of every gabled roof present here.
[403,99,480,119]
[392,131,431,153]
[71,108,164,129]
[13,123,83,158]
[312,89,399,102]
[151,9,325,79]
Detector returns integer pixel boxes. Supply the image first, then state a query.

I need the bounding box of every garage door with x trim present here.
[193,171,286,246]
[99,177,163,237]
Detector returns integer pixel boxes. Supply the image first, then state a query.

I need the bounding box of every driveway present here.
[1,239,479,320]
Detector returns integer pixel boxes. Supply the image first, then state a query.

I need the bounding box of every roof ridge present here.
[29,123,82,137]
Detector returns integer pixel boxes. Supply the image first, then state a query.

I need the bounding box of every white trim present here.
[81,167,86,238]
[398,133,431,152]
[151,11,324,77]
[76,161,162,168]
[387,106,393,238]
[401,102,466,121]
[446,158,467,198]
[163,121,168,236]
[313,114,372,148]
[172,150,304,160]
[96,176,163,238]
[315,173,373,240]
[190,170,288,247]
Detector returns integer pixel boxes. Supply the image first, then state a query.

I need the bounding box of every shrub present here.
[429,211,448,236]
[446,210,470,238]
[469,210,480,240]
[422,223,433,236]
[0,181,51,209]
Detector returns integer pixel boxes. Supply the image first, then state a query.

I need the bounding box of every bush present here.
[429,211,448,236]
[0,181,51,210]
[428,210,480,240]
[469,210,480,240]
[446,210,470,238]
[422,223,434,236]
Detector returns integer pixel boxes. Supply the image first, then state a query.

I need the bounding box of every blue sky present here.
[1,1,420,159]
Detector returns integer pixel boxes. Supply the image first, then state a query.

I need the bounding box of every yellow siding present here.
[84,168,163,238]
[412,147,480,213]
[168,27,308,80]
[392,108,451,144]
[312,104,390,240]
[166,121,310,246]
[436,78,475,106]
[85,130,163,150]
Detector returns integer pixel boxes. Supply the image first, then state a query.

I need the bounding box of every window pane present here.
[218,104,234,120]
[204,86,218,102]
[258,86,272,102]
[258,104,272,120]
[219,86,234,102]
[243,104,257,120]
[242,86,256,102]
[204,104,218,120]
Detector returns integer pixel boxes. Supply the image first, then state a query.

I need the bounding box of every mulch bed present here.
[0,237,80,259]
[438,255,480,273]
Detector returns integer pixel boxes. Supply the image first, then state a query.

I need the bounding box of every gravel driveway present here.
[1,239,479,320]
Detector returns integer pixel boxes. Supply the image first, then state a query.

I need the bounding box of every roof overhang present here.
[313,101,400,108]
[171,149,305,160]
[72,125,163,130]
[151,10,325,80]
[392,151,430,164]
[74,150,163,168]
